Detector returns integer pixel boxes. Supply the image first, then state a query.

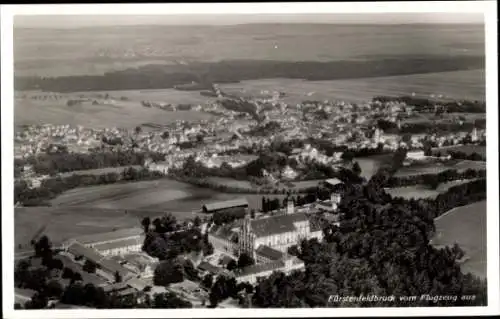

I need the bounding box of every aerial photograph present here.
[11,9,489,311]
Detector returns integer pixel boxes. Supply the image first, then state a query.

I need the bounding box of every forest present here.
[251,172,487,307]
[14,56,484,92]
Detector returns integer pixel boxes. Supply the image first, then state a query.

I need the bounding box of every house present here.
[406,149,426,160]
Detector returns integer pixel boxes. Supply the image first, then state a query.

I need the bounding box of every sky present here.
[14,13,484,29]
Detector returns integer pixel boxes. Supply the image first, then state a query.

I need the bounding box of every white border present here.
[1,2,499,318]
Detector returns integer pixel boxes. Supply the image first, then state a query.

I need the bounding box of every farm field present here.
[15,206,142,252]
[433,144,486,157]
[385,179,479,200]
[49,177,285,214]
[58,165,143,178]
[206,177,324,191]
[394,159,486,178]
[14,90,215,130]
[432,200,487,279]
[219,69,485,104]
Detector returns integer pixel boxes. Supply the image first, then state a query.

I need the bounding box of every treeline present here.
[16,150,165,176]
[251,175,487,307]
[439,150,486,162]
[386,168,486,188]
[15,56,484,92]
[15,167,164,206]
[378,118,486,135]
[373,95,486,113]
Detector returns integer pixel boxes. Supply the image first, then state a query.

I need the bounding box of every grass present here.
[58,165,143,178]
[432,200,487,279]
[219,69,485,104]
[14,91,215,130]
[394,160,486,178]
[354,154,393,180]
[385,179,479,200]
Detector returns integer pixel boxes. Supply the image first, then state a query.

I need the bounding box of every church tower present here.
[471,127,478,142]
[239,212,254,258]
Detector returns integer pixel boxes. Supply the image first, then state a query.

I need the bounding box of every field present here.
[14,90,216,130]
[15,206,142,252]
[432,201,487,279]
[385,179,479,200]
[58,165,143,178]
[354,154,393,180]
[219,69,485,104]
[394,160,486,178]
[14,23,484,77]
[50,177,286,214]
[206,177,324,191]
[433,145,486,157]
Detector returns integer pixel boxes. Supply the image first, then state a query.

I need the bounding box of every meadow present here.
[49,177,286,217]
[58,165,143,178]
[14,24,484,77]
[218,69,485,104]
[385,179,479,200]
[393,160,486,178]
[206,177,325,192]
[14,90,215,130]
[354,154,393,180]
[432,200,487,279]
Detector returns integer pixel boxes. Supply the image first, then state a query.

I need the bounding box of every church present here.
[208,197,327,260]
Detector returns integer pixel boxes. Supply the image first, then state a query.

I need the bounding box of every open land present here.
[394,160,486,178]
[14,91,216,130]
[58,165,143,178]
[219,69,485,104]
[354,154,394,180]
[206,177,325,192]
[50,177,286,216]
[386,179,479,200]
[432,200,487,279]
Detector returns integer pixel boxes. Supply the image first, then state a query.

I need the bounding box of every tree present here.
[153,260,184,286]
[237,252,255,268]
[114,271,122,283]
[135,126,142,135]
[203,242,214,256]
[227,259,238,271]
[202,274,214,289]
[34,235,52,258]
[141,217,151,233]
[250,209,256,219]
[46,280,64,298]
[193,216,202,228]
[83,260,97,273]
[341,151,355,162]
[352,161,362,176]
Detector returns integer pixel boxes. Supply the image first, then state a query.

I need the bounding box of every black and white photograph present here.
[1,2,499,317]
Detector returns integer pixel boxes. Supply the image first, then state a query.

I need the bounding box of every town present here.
[14,85,488,309]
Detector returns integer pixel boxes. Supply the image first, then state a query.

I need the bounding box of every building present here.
[239,199,323,258]
[62,228,144,250]
[66,242,135,282]
[234,253,305,285]
[202,198,249,214]
[406,149,426,160]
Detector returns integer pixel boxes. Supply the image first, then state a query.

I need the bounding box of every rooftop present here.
[70,227,144,245]
[67,242,105,263]
[250,213,308,237]
[93,236,144,252]
[203,198,249,212]
[324,178,343,187]
[255,245,284,261]
[236,260,285,277]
